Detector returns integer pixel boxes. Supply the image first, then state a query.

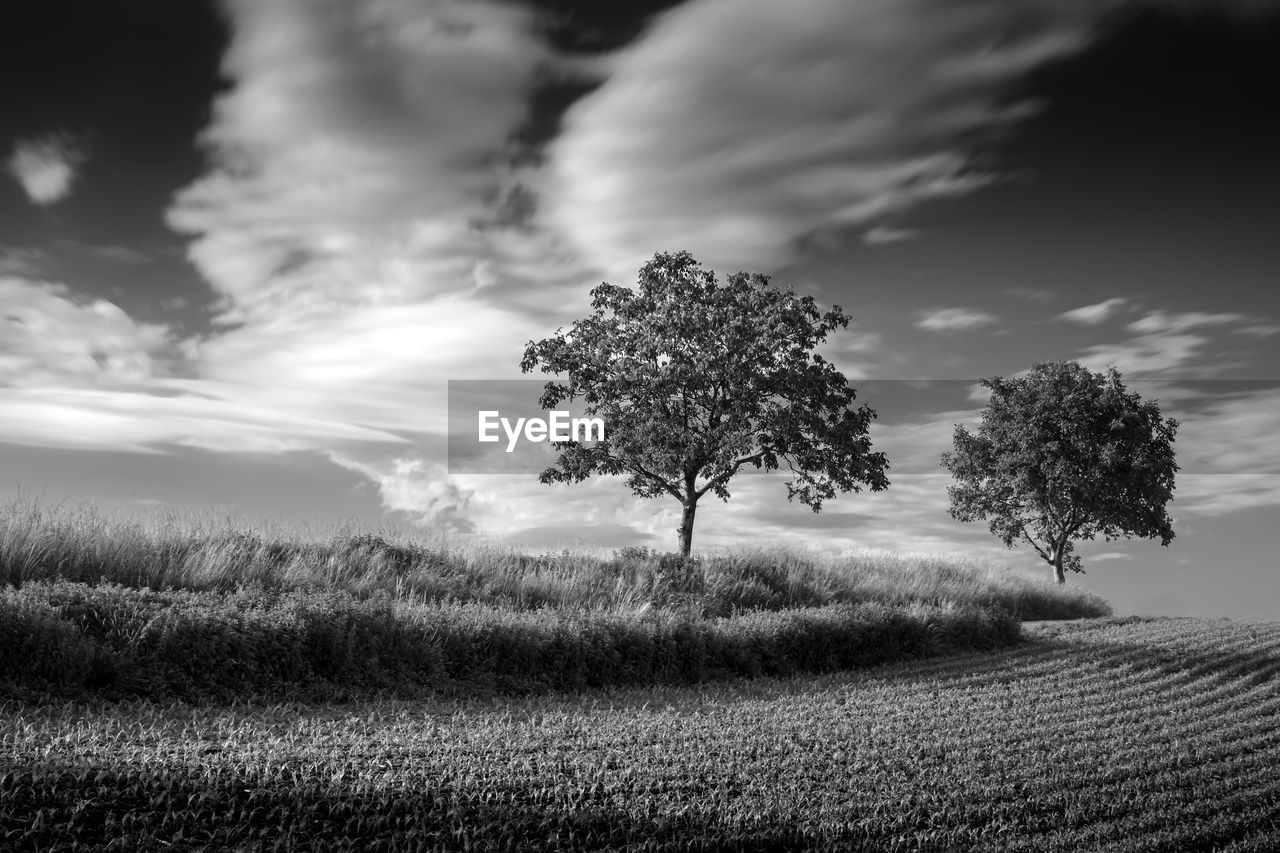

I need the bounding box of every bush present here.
[1,580,1022,702]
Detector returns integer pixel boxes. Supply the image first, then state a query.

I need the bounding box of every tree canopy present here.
[520,250,889,555]
[940,360,1179,584]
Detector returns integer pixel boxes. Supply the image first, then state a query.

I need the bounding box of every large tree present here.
[941,360,1178,584]
[520,250,889,555]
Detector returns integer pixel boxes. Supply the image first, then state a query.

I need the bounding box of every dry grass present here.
[0,495,1108,620]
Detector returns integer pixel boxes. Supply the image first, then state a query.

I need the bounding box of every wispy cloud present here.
[1127,311,1250,335]
[0,386,405,455]
[167,0,554,322]
[1077,334,1216,378]
[157,0,570,519]
[1058,297,1129,325]
[965,383,993,404]
[539,0,1116,284]
[862,225,921,246]
[1176,386,1280,480]
[1078,309,1278,377]
[1234,324,1280,338]
[1175,475,1280,517]
[915,307,1000,333]
[0,0,570,526]
[5,133,87,206]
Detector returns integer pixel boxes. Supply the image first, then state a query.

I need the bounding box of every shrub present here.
[0,580,1022,702]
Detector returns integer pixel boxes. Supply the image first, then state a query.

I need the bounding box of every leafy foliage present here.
[941,361,1179,583]
[521,250,889,553]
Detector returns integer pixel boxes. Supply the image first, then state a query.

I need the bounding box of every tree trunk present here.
[677,499,697,556]
[1051,553,1066,585]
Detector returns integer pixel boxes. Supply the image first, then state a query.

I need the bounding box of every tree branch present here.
[695,451,767,499]
[624,459,685,502]
[1020,524,1052,563]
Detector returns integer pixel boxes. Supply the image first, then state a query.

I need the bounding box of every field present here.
[4,498,1272,850]
[4,616,1279,851]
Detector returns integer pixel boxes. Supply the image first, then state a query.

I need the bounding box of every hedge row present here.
[0,581,1021,702]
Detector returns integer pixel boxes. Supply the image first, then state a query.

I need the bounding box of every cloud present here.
[446,383,1280,557]
[0,277,429,455]
[326,453,475,532]
[864,407,980,474]
[167,0,554,319]
[1057,297,1129,325]
[154,0,579,513]
[1077,334,1215,377]
[915,307,1000,333]
[1234,324,1280,338]
[1077,309,1277,377]
[0,277,172,389]
[3,0,573,524]
[1174,475,1280,517]
[862,225,922,246]
[0,387,406,455]
[965,383,993,404]
[539,0,1125,283]
[1175,386,1280,479]
[1127,310,1250,335]
[5,133,87,206]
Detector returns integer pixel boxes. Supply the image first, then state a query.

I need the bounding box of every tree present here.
[520,250,890,556]
[940,360,1178,584]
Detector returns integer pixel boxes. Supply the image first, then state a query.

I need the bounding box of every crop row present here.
[3,617,1278,850]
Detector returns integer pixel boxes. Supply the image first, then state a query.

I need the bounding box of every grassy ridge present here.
[0,497,1109,618]
[0,496,1108,702]
[4,617,1277,851]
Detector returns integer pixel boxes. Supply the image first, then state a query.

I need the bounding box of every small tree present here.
[941,360,1178,584]
[520,250,889,555]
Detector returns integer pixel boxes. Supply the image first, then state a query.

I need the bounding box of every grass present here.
[3,617,1277,851]
[1,580,1024,702]
[0,495,1110,703]
[0,495,1109,618]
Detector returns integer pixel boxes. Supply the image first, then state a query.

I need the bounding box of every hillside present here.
[1,498,1109,703]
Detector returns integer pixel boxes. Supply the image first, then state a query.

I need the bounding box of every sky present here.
[2,0,1278,620]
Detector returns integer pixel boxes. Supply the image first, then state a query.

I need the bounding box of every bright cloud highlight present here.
[1058,297,1129,325]
[915,308,1000,333]
[5,133,86,206]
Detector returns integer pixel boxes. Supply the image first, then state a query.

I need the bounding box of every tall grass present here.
[0,496,1109,620]
[0,496,1113,701]
[1,580,1022,702]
